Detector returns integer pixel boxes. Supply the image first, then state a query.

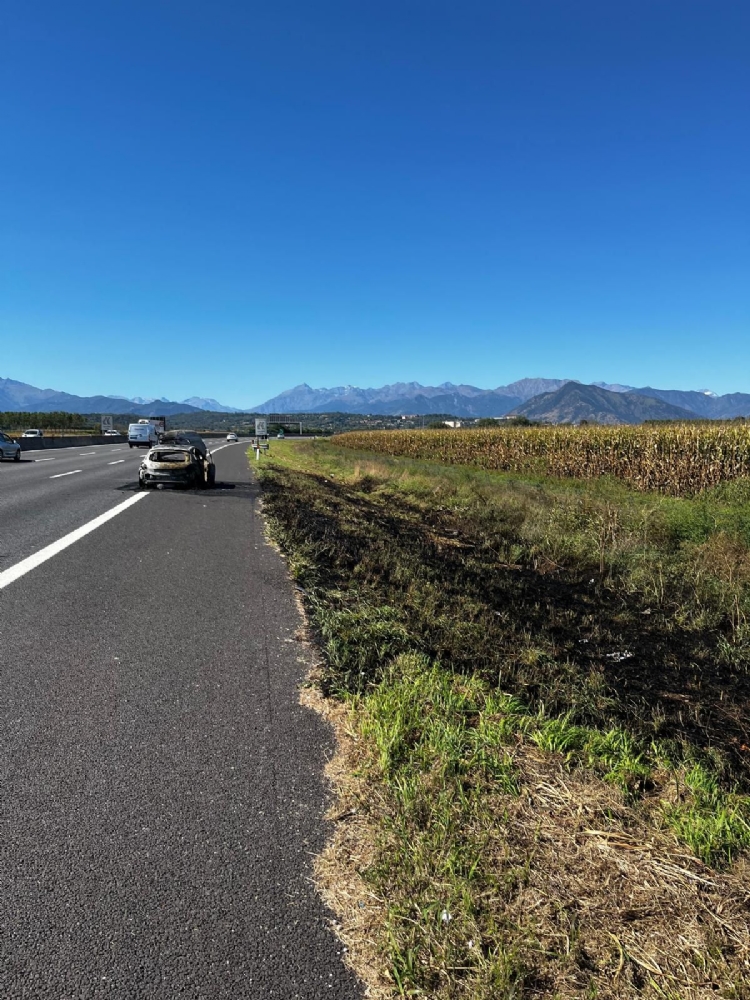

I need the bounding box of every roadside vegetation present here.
[0,410,94,433]
[256,438,750,998]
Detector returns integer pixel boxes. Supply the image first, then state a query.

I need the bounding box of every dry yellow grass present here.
[307,690,750,999]
[300,682,392,999]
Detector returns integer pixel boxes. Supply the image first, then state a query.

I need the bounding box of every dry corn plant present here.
[337,423,750,497]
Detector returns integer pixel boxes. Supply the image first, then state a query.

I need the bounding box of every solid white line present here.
[0,493,149,591]
[108,460,125,465]
[50,470,82,479]
[35,457,56,462]
[79,452,96,456]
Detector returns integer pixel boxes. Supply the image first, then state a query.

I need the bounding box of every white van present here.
[128,422,159,448]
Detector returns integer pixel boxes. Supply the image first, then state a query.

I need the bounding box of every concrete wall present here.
[16,431,246,451]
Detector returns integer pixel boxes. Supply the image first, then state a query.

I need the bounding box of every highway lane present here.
[0,443,361,999]
[0,445,144,574]
[0,442,241,574]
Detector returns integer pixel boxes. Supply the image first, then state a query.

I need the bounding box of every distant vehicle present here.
[104,429,121,437]
[22,428,43,438]
[0,431,21,461]
[226,433,238,442]
[139,433,215,490]
[128,422,159,448]
[277,430,285,438]
[142,415,167,436]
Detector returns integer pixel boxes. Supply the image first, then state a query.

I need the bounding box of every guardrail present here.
[17,435,114,452]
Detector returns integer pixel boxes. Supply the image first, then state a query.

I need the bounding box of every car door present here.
[0,433,11,458]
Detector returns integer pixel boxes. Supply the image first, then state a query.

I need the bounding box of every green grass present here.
[664,765,750,866]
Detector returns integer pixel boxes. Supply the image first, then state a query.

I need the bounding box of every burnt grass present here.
[260,466,750,792]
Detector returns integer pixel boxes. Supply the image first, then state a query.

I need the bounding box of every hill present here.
[511,383,697,424]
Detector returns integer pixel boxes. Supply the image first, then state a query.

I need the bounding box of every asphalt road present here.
[0,443,363,998]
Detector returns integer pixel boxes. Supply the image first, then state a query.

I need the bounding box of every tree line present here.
[0,411,91,430]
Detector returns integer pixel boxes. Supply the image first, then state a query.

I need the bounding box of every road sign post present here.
[101,415,114,433]
[255,418,267,438]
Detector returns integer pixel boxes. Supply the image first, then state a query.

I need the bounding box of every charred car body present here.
[138,430,216,490]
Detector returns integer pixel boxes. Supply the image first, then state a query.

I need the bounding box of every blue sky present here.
[2,0,748,408]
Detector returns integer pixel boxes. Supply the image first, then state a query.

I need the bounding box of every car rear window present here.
[152,450,190,463]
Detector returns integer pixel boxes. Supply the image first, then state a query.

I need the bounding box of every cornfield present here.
[335,423,750,496]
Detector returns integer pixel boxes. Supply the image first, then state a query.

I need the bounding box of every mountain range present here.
[0,378,241,416]
[3,375,750,424]
[251,379,628,416]
[252,379,750,422]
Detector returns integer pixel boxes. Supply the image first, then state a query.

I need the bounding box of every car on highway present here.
[226,433,238,442]
[138,431,215,490]
[0,432,22,461]
[22,428,43,438]
[104,429,122,437]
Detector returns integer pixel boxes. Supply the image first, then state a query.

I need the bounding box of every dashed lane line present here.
[50,470,82,479]
[108,460,125,465]
[0,493,150,591]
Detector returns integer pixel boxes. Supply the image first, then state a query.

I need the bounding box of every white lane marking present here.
[79,452,96,456]
[35,457,56,462]
[50,470,82,479]
[108,460,125,465]
[0,493,149,592]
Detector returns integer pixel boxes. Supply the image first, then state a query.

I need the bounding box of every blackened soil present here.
[262,470,750,790]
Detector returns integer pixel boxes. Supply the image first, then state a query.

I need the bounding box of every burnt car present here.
[138,433,216,490]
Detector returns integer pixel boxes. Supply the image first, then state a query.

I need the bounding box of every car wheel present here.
[13,450,21,462]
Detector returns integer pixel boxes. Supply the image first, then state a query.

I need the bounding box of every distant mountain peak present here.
[181,396,241,413]
[592,381,636,393]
